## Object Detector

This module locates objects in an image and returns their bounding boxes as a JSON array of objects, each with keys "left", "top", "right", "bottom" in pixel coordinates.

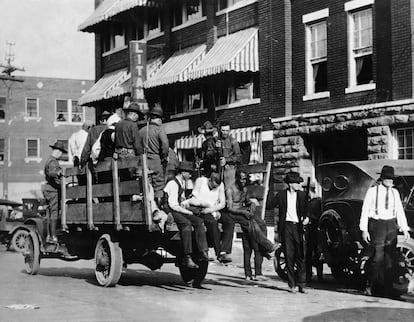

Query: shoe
[
  {"left": 199, "top": 251, "right": 210, "bottom": 262},
  {"left": 364, "top": 287, "right": 372, "bottom": 296},
  {"left": 182, "top": 255, "right": 199, "bottom": 269},
  {"left": 288, "top": 287, "right": 297, "bottom": 293},
  {"left": 218, "top": 254, "right": 232, "bottom": 264},
  {"left": 245, "top": 276, "right": 257, "bottom": 281},
  {"left": 255, "top": 275, "right": 269, "bottom": 281},
  {"left": 46, "top": 235, "right": 58, "bottom": 244},
  {"left": 298, "top": 286, "right": 307, "bottom": 294}
]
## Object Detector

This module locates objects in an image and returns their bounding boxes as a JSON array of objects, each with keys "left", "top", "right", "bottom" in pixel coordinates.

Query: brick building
[
  {"left": 268, "top": 0, "right": 414, "bottom": 190},
  {"left": 0, "top": 76, "right": 94, "bottom": 201}
]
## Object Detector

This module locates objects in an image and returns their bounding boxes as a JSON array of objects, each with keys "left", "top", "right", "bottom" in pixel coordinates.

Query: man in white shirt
[
  {"left": 69, "top": 121, "right": 93, "bottom": 166},
  {"left": 360, "top": 165, "right": 410, "bottom": 297}
]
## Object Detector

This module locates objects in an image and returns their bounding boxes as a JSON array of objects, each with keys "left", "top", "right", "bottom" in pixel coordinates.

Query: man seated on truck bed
[{"left": 163, "top": 161, "right": 209, "bottom": 269}]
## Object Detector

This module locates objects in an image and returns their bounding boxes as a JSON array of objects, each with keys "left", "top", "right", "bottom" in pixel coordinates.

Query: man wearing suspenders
[{"left": 360, "top": 165, "right": 410, "bottom": 298}]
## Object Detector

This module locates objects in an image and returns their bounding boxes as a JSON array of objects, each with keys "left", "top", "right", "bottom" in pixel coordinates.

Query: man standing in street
[
  {"left": 270, "top": 171, "right": 309, "bottom": 294},
  {"left": 42, "top": 141, "right": 66, "bottom": 244},
  {"left": 139, "top": 105, "right": 169, "bottom": 203},
  {"left": 216, "top": 121, "right": 241, "bottom": 188},
  {"left": 360, "top": 165, "right": 410, "bottom": 298},
  {"left": 114, "top": 102, "right": 144, "bottom": 159},
  {"left": 69, "top": 121, "right": 93, "bottom": 167}
]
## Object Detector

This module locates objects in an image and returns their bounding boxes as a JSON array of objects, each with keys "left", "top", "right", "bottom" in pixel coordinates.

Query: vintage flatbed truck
[{"left": 23, "top": 154, "right": 208, "bottom": 287}]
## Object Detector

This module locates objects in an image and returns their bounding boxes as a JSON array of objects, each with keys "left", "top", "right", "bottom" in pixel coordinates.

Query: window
[
  {"left": 26, "top": 139, "right": 39, "bottom": 159},
  {"left": 26, "top": 98, "right": 39, "bottom": 118},
  {"left": 185, "top": 0, "right": 202, "bottom": 22},
  {"left": 0, "top": 96, "right": 5, "bottom": 120},
  {"left": 57, "top": 139, "right": 69, "bottom": 162},
  {"left": 55, "top": 99, "right": 84, "bottom": 123},
  {"left": 396, "top": 128, "right": 414, "bottom": 160},
  {"left": 0, "top": 138, "right": 4, "bottom": 162},
  {"left": 148, "top": 7, "right": 162, "bottom": 35},
  {"left": 102, "top": 23, "right": 126, "bottom": 53},
  {"left": 218, "top": 0, "right": 245, "bottom": 10},
  {"left": 346, "top": 3, "right": 374, "bottom": 92},
  {"left": 187, "top": 91, "right": 202, "bottom": 111}
]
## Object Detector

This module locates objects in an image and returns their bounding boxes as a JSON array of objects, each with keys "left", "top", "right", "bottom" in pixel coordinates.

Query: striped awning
[
  {"left": 174, "top": 126, "right": 261, "bottom": 150},
  {"left": 189, "top": 27, "right": 258, "bottom": 80},
  {"left": 79, "top": 0, "right": 158, "bottom": 32},
  {"left": 144, "top": 44, "right": 206, "bottom": 88},
  {"left": 78, "top": 69, "right": 129, "bottom": 106}
]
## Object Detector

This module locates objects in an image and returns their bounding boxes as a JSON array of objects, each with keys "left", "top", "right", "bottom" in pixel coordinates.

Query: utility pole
[{"left": 0, "top": 42, "right": 24, "bottom": 200}]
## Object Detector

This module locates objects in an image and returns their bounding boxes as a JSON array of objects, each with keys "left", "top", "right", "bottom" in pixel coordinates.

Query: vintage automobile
[
  {"left": 23, "top": 154, "right": 208, "bottom": 287},
  {"left": 0, "top": 198, "right": 45, "bottom": 252},
  {"left": 274, "top": 159, "right": 414, "bottom": 291}
]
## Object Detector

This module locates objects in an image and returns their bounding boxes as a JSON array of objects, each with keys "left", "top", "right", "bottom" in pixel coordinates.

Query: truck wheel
[
  {"left": 94, "top": 234, "right": 123, "bottom": 287},
  {"left": 274, "top": 247, "right": 289, "bottom": 281},
  {"left": 397, "top": 236, "right": 414, "bottom": 279},
  {"left": 24, "top": 231, "right": 40, "bottom": 275},
  {"left": 179, "top": 258, "right": 208, "bottom": 287},
  {"left": 10, "top": 229, "right": 29, "bottom": 252}
]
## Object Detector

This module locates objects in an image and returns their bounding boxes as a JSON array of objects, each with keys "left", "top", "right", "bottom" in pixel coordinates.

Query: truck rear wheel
[
  {"left": 24, "top": 230, "right": 40, "bottom": 275},
  {"left": 94, "top": 234, "right": 123, "bottom": 287}
]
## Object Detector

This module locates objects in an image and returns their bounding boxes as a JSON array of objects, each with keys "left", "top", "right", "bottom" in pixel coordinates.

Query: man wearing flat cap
[
  {"left": 114, "top": 102, "right": 144, "bottom": 159},
  {"left": 42, "top": 141, "right": 66, "bottom": 244},
  {"left": 139, "top": 105, "right": 169, "bottom": 203},
  {"left": 270, "top": 171, "right": 309, "bottom": 293},
  {"left": 360, "top": 165, "right": 410, "bottom": 298}
]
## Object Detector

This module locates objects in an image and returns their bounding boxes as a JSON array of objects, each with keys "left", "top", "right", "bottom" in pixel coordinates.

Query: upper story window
[
  {"left": 345, "top": 0, "right": 375, "bottom": 92},
  {"left": 26, "top": 98, "right": 39, "bottom": 118},
  {"left": 213, "top": 73, "right": 259, "bottom": 107},
  {"left": 396, "top": 127, "right": 413, "bottom": 159},
  {"left": 172, "top": 0, "right": 204, "bottom": 27},
  {"left": 0, "top": 96, "right": 5, "bottom": 120},
  {"left": 102, "top": 23, "right": 126, "bottom": 53},
  {"left": 26, "top": 138, "right": 40, "bottom": 159},
  {"left": 218, "top": 0, "right": 245, "bottom": 10},
  {"left": 148, "top": 7, "right": 162, "bottom": 36},
  {"left": 0, "top": 138, "right": 4, "bottom": 162},
  {"left": 56, "top": 99, "right": 84, "bottom": 124}
]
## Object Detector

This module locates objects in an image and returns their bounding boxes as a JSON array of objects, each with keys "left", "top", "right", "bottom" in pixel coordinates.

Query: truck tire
[
  {"left": 24, "top": 230, "right": 41, "bottom": 275},
  {"left": 94, "top": 234, "right": 123, "bottom": 287}
]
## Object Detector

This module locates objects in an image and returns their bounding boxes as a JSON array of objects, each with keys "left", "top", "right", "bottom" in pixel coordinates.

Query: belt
[
  {"left": 115, "top": 147, "right": 134, "bottom": 153},
  {"left": 285, "top": 221, "right": 298, "bottom": 225},
  {"left": 369, "top": 217, "right": 396, "bottom": 223}
]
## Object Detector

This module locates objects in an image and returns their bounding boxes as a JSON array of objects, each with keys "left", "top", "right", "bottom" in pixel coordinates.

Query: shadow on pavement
[
  {"left": 303, "top": 307, "right": 414, "bottom": 322},
  {"left": 21, "top": 267, "right": 96, "bottom": 284}
]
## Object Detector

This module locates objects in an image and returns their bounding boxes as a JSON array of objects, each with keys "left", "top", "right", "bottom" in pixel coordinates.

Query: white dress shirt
[
  {"left": 69, "top": 129, "right": 88, "bottom": 159},
  {"left": 359, "top": 184, "right": 409, "bottom": 232},
  {"left": 286, "top": 189, "right": 299, "bottom": 223}
]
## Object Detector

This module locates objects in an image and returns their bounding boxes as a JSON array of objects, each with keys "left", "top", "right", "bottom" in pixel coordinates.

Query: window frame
[
  {"left": 0, "top": 138, "right": 4, "bottom": 164},
  {"left": 303, "top": 9, "right": 330, "bottom": 101},
  {"left": 54, "top": 99, "right": 85, "bottom": 125},
  {"left": 393, "top": 127, "right": 414, "bottom": 160},
  {"left": 25, "top": 138, "right": 41, "bottom": 163},
  {"left": 0, "top": 96, "right": 6, "bottom": 121},
  {"left": 345, "top": 1, "right": 375, "bottom": 93},
  {"left": 25, "top": 97, "right": 40, "bottom": 119}
]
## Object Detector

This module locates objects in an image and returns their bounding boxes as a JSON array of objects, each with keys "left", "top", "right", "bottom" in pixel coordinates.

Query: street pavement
[{"left": 0, "top": 240, "right": 413, "bottom": 322}]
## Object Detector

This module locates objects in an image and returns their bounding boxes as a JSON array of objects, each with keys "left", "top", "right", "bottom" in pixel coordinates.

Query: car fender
[{"left": 23, "top": 217, "right": 46, "bottom": 237}]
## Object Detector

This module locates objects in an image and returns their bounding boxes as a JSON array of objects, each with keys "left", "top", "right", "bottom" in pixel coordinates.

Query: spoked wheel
[
  {"left": 274, "top": 247, "right": 289, "bottom": 281},
  {"left": 397, "top": 236, "right": 414, "bottom": 279},
  {"left": 179, "top": 257, "right": 208, "bottom": 287},
  {"left": 24, "top": 230, "right": 41, "bottom": 275},
  {"left": 94, "top": 234, "right": 123, "bottom": 287},
  {"left": 10, "top": 229, "right": 29, "bottom": 252}
]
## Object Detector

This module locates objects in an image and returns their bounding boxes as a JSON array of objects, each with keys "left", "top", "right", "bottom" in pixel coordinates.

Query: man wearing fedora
[
  {"left": 270, "top": 171, "right": 309, "bottom": 293},
  {"left": 139, "top": 105, "right": 169, "bottom": 203},
  {"left": 164, "top": 161, "right": 209, "bottom": 270},
  {"left": 42, "top": 141, "right": 66, "bottom": 244},
  {"left": 360, "top": 165, "right": 410, "bottom": 297},
  {"left": 198, "top": 121, "right": 219, "bottom": 177},
  {"left": 114, "top": 102, "right": 144, "bottom": 159}
]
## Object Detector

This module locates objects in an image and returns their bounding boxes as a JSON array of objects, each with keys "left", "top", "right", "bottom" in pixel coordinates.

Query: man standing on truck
[
  {"left": 42, "top": 141, "right": 66, "bottom": 244},
  {"left": 360, "top": 165, "right": 410, "bottom": 298}
]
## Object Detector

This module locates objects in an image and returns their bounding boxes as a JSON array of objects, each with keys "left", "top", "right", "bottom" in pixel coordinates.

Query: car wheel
[{"left": 10, "top": 229, "right": 29, "bottom": 252}]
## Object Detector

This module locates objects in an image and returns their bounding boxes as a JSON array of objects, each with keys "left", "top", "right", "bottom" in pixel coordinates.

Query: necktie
[{"left": 385, "top": 188, "right": 389, "bottom": 210}]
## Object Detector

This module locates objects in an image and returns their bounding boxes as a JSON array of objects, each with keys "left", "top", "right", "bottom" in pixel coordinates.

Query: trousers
[
  {"left": 283, "top": 221, "right": 306, "bottom": 288},
  {"left": 202, "top": 212, "right": 235, "bottom": 256}
]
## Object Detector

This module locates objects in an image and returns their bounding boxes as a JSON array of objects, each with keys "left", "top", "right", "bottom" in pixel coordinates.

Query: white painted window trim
[
  {"left": 172, "top": 17, "right": 206, "bottom": 32},
  {"left": 302, "top": 8, "right": 329, "bottom": 24},
  {"left": 392, "top": 126, "right": 414, "bottom": 160},
  {"left": 54, "top": 99, "right": 85, "bottom": 126},
  {"left": 102, "top": 45, "right": 128, "bottom": 57},
  {"left": 25, "top": 97, "right": 40, "bottom": 119},
  {"left": 170, "top": 108, "right": 207, "bottom": 120},
  {"left": 216, "top": 98, "right": 260, "bottom": 111},
  {"left": 146, "top": 31, "right": 165, "bottom": 41},
  {"left": 303, "top": 91, "right": 330, "bottom": 101},
  {"left": 216, "top": 0, "right": 258, "bottom": 15},
  {"left": 346, "top": 6, "right": 375, "bottom": 90},
  {"left": 345, "top": 0, "right": 375, "bottom": 12},
  {"left": 25, "top": 138, "right": 41, "bottom": 163}
]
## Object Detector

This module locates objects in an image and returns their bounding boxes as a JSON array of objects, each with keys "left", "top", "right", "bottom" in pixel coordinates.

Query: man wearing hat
[
  {"left": 360, "top": 165, "right": 410, "bottom": 297},
  {"left": 164, "top": 161, "right": 209, "bottom": 271},
  {"left": 42, "top": 141, "right": 66, "bottom": 244},
  {"left": 80, "top": 110, "right": 111, "bottom": 167},
  {"left": 270, "top": 171, "right": 309, "bottom": 293},
  {"left": 139, "top": 105, "right": 169, "bottom": 203},
  {"left": 199, "top": 121, "right": 219, "bottom": 177},
  {"left": 114, "top": 102, "right": 144, "bottom": 159}
]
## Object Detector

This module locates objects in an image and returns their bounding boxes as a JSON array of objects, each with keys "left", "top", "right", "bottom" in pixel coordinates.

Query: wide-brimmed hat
[
  {"left": 148, "top": 105, "right": 163, "bottom": 118},
  {"left": 49, "top": 141, "right": 67, "bottom": 153},
  {"left": 123, "top": 102, "right": 143, "bottom": 114},
  {"left": 284, "top": 171, "right": 304, "bottom": 184},
  {"left": 177, "top": 161, "right": 194, "bottom": 172},
  {"left": 107, "top": 113, "right": 121, "bottom": 127},
  {"left": 198, "top": 121, "right": 216, "bottom": 134},
  {"left": 99, "top": 110, "right": 111, "bottom": 120},
  {"left": 378, "top": 165, "right": 396, "bottom": 180}
]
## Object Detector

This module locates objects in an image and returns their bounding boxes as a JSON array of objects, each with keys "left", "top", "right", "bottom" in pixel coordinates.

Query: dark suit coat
[{"left": 271, "top": 189, "right": 308, "bottom": 236}]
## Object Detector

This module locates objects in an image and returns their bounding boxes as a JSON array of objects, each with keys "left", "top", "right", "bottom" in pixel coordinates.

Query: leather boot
[
  {"left": 182, "top": 255, "right": 199, "bottom": 269},
  {"left": 199, "top": 250, "right": 210, "bottom": 262}
]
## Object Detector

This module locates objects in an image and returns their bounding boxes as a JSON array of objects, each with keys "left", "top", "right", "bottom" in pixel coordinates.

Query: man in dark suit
[{"left": 271, "top": 171, "right": 309, "bottom": 294}]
